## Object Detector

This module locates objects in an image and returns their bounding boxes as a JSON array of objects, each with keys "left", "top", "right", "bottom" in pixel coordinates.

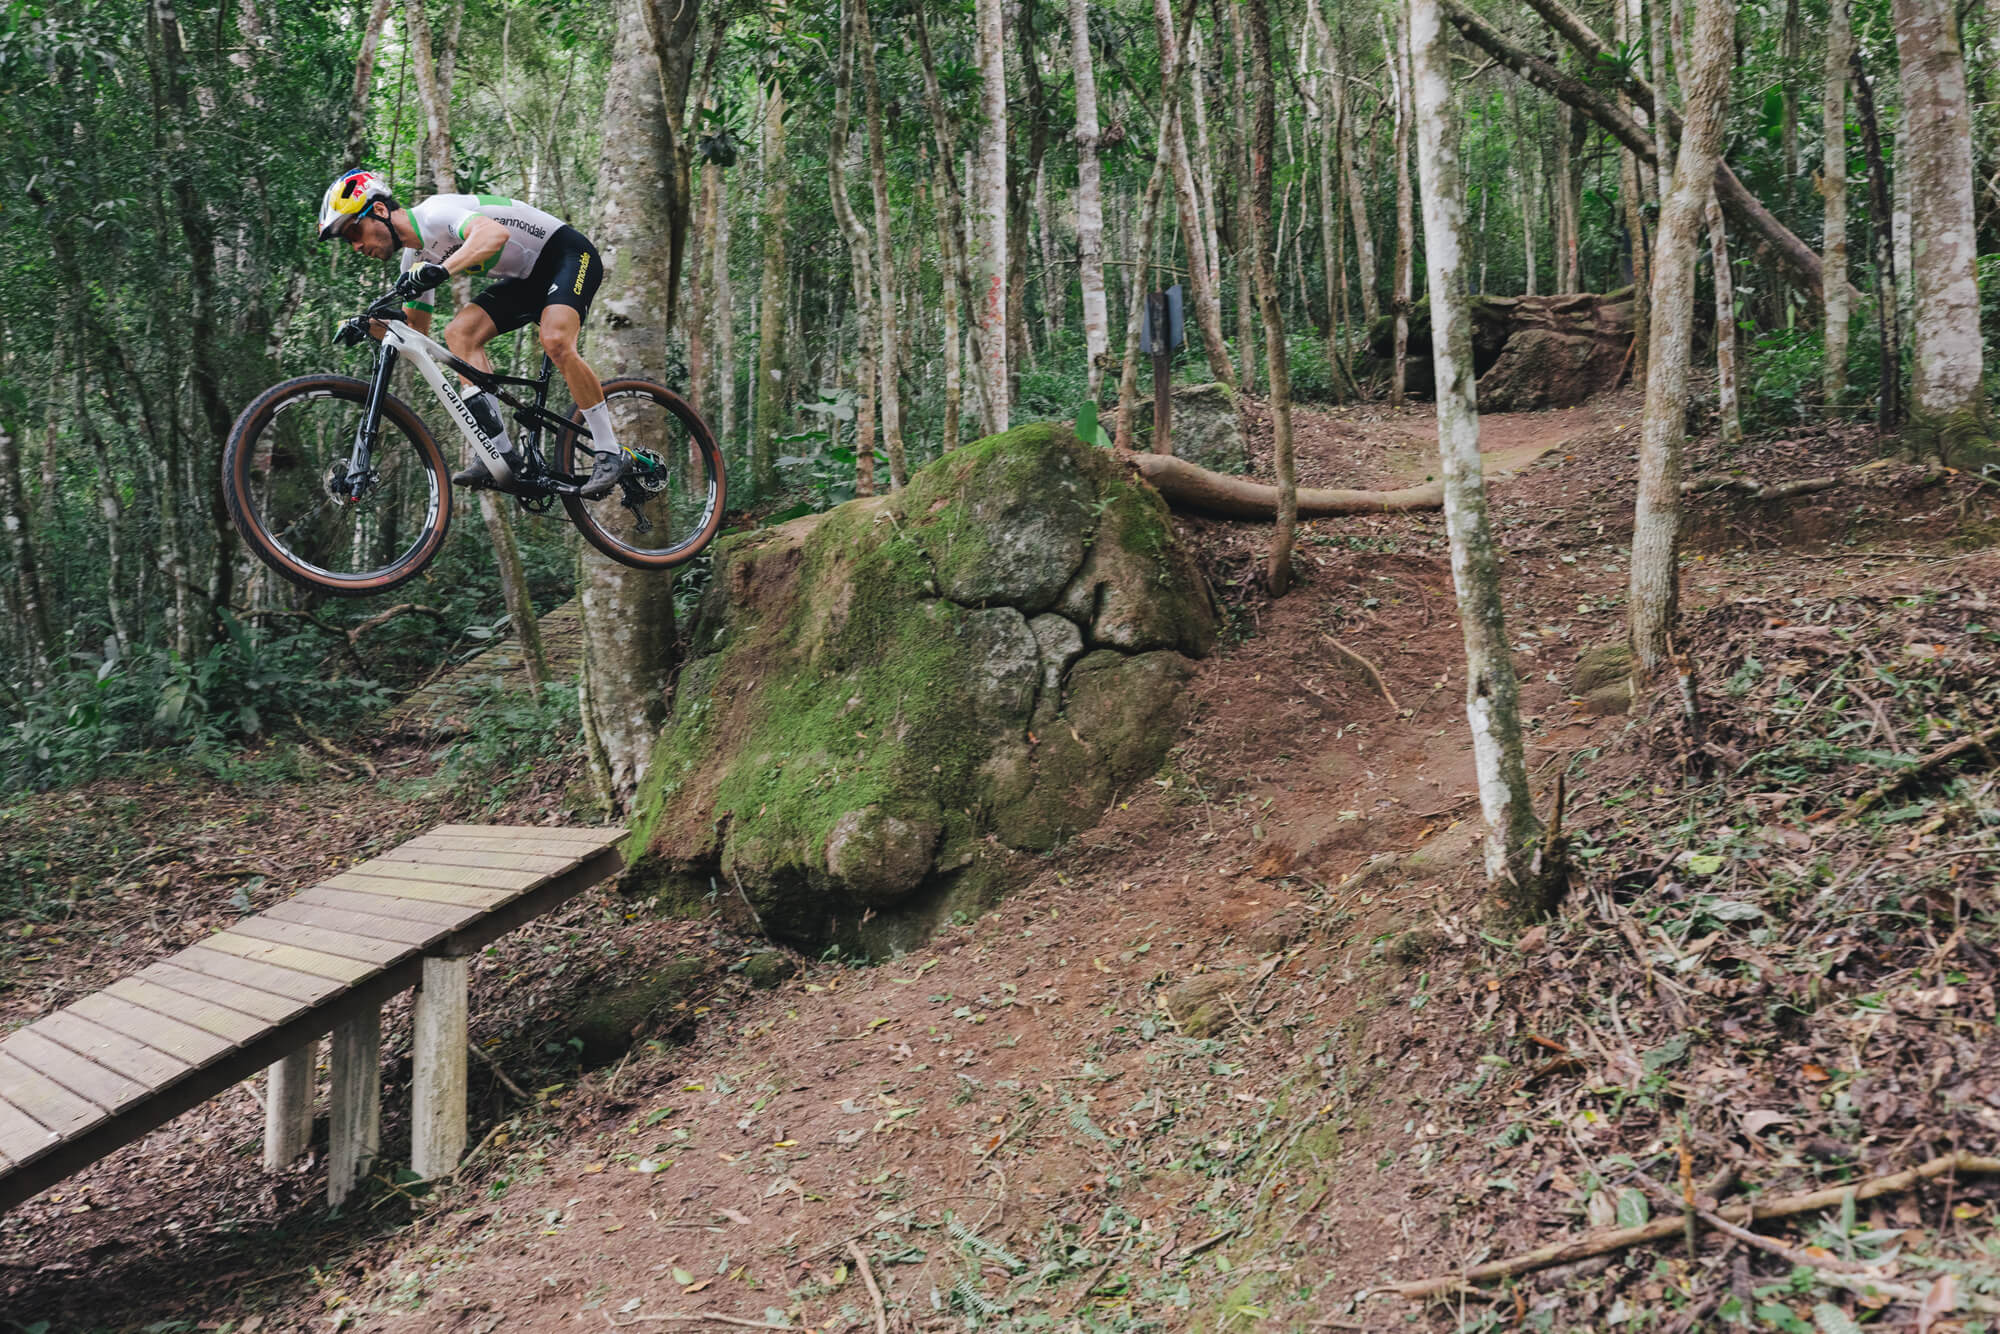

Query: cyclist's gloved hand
[
  {"left": 335, "top": 321, "right": 367, "bottom": 348},
  {"left": 395, "top": 262, "right": 450, "bottom": 301}
]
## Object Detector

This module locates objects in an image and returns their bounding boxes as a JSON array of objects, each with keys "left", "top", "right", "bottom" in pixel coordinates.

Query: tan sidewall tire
[
  {"left": 223, "top": 375, "right": 453, "bottom": 597},
  {"left": 558, "top": 379, "right": 726, "bottom": 570}
]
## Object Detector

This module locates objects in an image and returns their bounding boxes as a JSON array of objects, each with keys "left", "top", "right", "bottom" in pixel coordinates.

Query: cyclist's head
[{"left": 317, "top": 169, "right": 399, "bottom": 242}]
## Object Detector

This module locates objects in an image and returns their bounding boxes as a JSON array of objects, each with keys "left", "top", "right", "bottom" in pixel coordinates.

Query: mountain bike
[{"left": 223, "top": 289, "right": 725, "bottom": 597}]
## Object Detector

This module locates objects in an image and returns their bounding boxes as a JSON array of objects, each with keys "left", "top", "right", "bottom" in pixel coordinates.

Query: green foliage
[
  {"left": 1, "top": 623, "right": 390, "bottom": 793},
  {"left": 434, "top": 682, "right": 582, "bottom": 801}
]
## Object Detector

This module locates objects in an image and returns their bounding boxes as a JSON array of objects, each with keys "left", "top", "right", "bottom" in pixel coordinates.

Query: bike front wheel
[
  {"left": 557, "top": 380, "right": 726, "bottom": 570},
  {"left": 224, "top": 374, "right": 452, "bottom": 597}
]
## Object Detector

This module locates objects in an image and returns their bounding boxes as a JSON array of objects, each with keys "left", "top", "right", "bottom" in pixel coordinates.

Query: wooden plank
[
  {"left": 1, "top": 1029, "right": 149, "bottom": 1113},
  {"left": 0, "top": 1052, "right": 107, "bottom": 1138},
  {"left": 199, "top": 931, "right": 377, "bottom": 985},
  {"left": 398, "top": 831, "right": 614, "bottom": 853},
  {"left": 107, "top": 978, "right": 266, "bottom": 1046},
  {"left": 0, "top": 1094, "right": 60, "bottom": 1167},
  {"left": 141, "top": 959, "right": 318, "bottom": 1022},
  {"left": 67, "top": 994, "right": 234, "bottom": 1068},
  {"left": 228, "top": 916, "right": 413, "bottom": 967},
  {"left": 262, "top": 898, "right": 451, "bottom": 949},
  {"left": 327, "top": 863, "right": 530, "bottom": 895},
  {"left": 290, "top": 885, "right": 484, "bottom": 932},
  {"left": 370, "top": 846, "right": 578, "bottom": 873},
  {"left": 427, "top": 824, "right": 625, "bottom": 844},
  {"left": 26, "top": 1011, "right": 190, "bottom": 1092},
  {"left": 164, "top": 945, "right": 343, "bottom": 1006}
]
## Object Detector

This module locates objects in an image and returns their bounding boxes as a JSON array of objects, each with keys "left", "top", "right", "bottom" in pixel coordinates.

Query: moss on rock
[{"left": 623, "top": 423, "right": 1217, "bottom": 955}]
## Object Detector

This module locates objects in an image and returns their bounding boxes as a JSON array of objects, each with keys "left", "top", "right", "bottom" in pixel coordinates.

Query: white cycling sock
[{"left": 581, "top": 400, "right": 622, "bottom": 459}]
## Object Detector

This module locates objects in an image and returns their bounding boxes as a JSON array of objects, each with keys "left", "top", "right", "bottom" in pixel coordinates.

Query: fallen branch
[
  {"left": 1368, "top": 1150, "right": 2000, "bottom": 1300},
  {"left": 1129, "top": 452, "right": 1442, "bottom": 519},
  {"left": 1324, "top": 636, "right": 1400, "bottom": 711},
  {"left": 846, "top": 1241, "right": 889, "bottom": 1334},
  {"left": 1845, "top": 720, "right": 2000, "bottom": 818},
  {"left": 289, "top": 711, "right": 379, "bottom": 780},
  {"left": 1680, "top": 474, "right": 1841, "bottom": 501}
]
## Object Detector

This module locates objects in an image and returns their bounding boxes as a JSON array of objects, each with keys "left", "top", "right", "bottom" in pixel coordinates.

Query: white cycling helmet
[{"left": 317, "top": 169, "right": 393, "bottom": 241}]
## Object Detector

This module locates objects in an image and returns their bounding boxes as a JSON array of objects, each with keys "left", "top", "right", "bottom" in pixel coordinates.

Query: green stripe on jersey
[{"left": 475, "top": 194, "right": 513, "bottom": 207}]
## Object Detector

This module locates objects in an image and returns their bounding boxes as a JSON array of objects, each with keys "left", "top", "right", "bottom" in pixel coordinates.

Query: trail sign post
[{"left": 1140, "top": 284, "right": 1185, "bottom": 455}]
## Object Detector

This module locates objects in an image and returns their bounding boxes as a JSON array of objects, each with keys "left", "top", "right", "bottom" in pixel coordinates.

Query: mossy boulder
[
  {"left": 568, "top": 956, "right": 711, "bottom": 1064},
  {"left": 623, "top": 423, "right": 1217, "bottom": 956},
  {"left": 1136, "top": 382, "right": 1248, "bottom": 474}
]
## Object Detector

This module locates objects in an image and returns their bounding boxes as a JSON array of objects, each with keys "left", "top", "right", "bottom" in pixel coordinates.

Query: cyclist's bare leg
[
  {"left": 443, "top": 305, "right": 500, "bottom": 382},
  {"left": 539, "top": 306, "right": 604, "bottom": 410}
]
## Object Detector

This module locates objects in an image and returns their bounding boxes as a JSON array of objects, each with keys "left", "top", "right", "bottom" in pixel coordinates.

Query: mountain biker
[{"left": 315, "top": 168, "right": 632, "bottom": 499}]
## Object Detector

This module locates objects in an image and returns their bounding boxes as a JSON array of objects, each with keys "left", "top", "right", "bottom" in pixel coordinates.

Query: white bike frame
[{"left": 375, "top": 320, "right": 521, "bottom": 485}]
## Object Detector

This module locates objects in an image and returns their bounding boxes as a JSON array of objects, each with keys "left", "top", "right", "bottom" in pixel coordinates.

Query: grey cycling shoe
[
  {"left": 578, "top": 449, "right": 629, "bottom": 499},
  {"left": 452, "top": 450, "right": 523, "bottom": 490}
]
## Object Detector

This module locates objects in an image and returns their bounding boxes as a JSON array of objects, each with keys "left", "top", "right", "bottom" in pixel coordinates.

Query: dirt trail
[{"left": 9, "top": 393, "right": 1990, "bottom": 1333}]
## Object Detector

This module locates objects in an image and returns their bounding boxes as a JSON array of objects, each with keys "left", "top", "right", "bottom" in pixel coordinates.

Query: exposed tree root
[
  {"left": 1845, "top": 719, "right": 2000, "bottom": 818},
  {"left": 1368, "top": 1150, "right": 2000, "bottom": 1301},
  {"left": 1130, "top": 453, "right": 1442, "bottom": 519}
]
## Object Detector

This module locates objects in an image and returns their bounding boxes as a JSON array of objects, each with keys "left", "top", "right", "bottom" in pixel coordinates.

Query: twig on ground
[
  {"left": 1845, "top": 720, "right": 2000, "bottom": 818},
  {"left": 1322, "top": 636, "right": 1400, "bottom": 711},
  {"left": 610, "top": 1313, "right": 799, "bottom": 1330},
  {"left": 1366, "top": 1151, "right": 2000, "bottom": 1300},
  {"left": 290, "top": 712, "right": 380, "bottom": 780},
  {"left": 847, "top": 1241, "right": 889, "bottom": 1334},
  {"left": 729, "top": 867, "right": 767, "bottom": 937},
  {"left": 468, "top": 1040, "right": 530, "bottom": 1102}
]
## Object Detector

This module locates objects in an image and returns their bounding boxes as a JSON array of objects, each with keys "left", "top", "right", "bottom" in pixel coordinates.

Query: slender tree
[
  {"left": 972, "top": 0, "right": 1009, "bottom": 434},
  {"left": 828, "top": 0, "right": 880, "bottom": 497},
  {"left": 1247, "top": 0, "right": 1299, "bottom": 595},
  {"left": 1388, "top": 12, "right": 1414, "bottom": 408},
  {"left": 1824, "top": 0, "right": 1851, "bottom": 408},
  {"left": 1891, "top": 0, "right": 1989, "bottom": 459},
  {"left": 1629, "top": 0, "right": 1734, "bottom": 673},
  {"left": 1409, "top": 0, "right": 1560, "bottom": 922},
  {"left": 1069, "top": 0, "right": 1110, "bottom": 397},
  {"left": 752, "top": 64, "right": 788, "bottom": 498}
]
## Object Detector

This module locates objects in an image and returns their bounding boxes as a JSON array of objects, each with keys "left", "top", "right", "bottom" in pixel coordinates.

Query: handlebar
[{"left": 336, "top": 289, "right": 413, "bottom": 348}]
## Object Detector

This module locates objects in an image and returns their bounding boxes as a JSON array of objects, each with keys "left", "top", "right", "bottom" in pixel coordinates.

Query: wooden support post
[
  {"left": 410, "top": 955, "right": 469, "bottom": 1179},
  {"left": 327, "top": 1007, "right": 382, "bottom": 1205},
  {"left": 262, "top": 1045, "right": 315, "bottom": 1170}
]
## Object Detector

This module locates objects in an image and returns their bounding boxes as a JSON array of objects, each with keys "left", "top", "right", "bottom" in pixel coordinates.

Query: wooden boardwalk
[{"left": 0, "top": 824, "right": 625, "bottom": 1214}]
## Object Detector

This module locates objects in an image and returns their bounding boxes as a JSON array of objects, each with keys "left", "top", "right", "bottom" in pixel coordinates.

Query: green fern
[
  {"left": 1068, "top": 1105, "right": 1116, "bottom": 1147},
  {"left": 949, "top": 1218, "right": 1026, "bottom": 1273}
]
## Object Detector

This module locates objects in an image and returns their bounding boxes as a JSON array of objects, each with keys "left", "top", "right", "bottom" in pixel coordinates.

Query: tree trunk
[
  {"left": 1308, "top": 0, "right": 1353, "bottom": 400},
  {"left": 1707, "top": 189, "right": 1742, "bottom": 445},
  {"left": 1342, "top": 70, "right": 1383, "bottom": 323},
  {"left": 1410, "top": 0, "right": 1557, "bottom": 922},
  {"left": 405, "top": 0, "right": 547, "bottom": 691},
  {"left": 582, "top": 0, "right": 684, "bottom": 802},
  {"left": 1389, "top": 13, "right": 1414, "bottom": 409},
  {"left": 913, "top": 9, "right": 987, "bottom": 430},
  {"left": 1850, "top": 48, "right": 1902, "bottom": 430},
  {"left": 345, "top": 0, "right": 395, "bottom": 167},
  {"left": 937, "top": 174, "right": 964, "bottom": 452},
  {"left": 1153, "top": 0, "right": 1235, "bottom": 387},
  {"left": 1069, "top": 0, "right": 1111, "bottom": 398},
  {"left": 852, "top": 3, "right": 904, "bottom": 487},
  {"left": 1554, "top": 101, "right": 1581, "bottom": 291},
  {"left": 1506, "top": 80, "right": 1539, "bottom": 296},
  {"left": 1247, "top": 0, "right": 1299, "bottom": 596},
  {"left": 830, "top": 0, "right": 880, "bottom": 497},
  {"left": 973, "top": 0, "right": 1010, "bottom": 435},
  {"left": 1824, "top": 0, "right": 1851, "bottom": 407},
  {"left": 1226, "top": 0, "right": 1262, "bottom": 392},
  {"left": 752, "top": 74, "right": 788, "bottom": 498},
  {"left": 0, "top": 409, "right": 55, "bottom": 686},
  {"left": 1891, "top": 0, "right": 1990, "bottom": 458},
  {"left": 711, "top": 166, "right": 736, "bottom": 452},
  {"left": 1629, "top": 0, "right": 1733, "bottom": 674},
  {"left": 1113, "top": 0, "right": 1204, "bottom": 452}
]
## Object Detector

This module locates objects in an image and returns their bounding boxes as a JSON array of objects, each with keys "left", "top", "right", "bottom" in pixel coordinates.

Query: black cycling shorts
[{"left": 471, "top": 224, "right": 603, "bottom": 335}]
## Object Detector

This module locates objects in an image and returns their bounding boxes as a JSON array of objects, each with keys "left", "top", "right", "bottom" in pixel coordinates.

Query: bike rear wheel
[
  {"left": 557, "top": 380, "right": 726, "bottom": 570},
  {"left": 224, "top": 375, "right": 452, "bottom": 597}
]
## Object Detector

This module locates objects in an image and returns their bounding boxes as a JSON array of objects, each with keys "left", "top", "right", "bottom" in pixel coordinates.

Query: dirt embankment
[{"left": 5, "top": 392, "right": 1997, "bottom": 1333}]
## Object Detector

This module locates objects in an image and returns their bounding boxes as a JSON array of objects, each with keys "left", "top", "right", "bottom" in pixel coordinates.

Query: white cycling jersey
[{"left": 397, "top": 194, "right": 571, "bottom": 309}]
